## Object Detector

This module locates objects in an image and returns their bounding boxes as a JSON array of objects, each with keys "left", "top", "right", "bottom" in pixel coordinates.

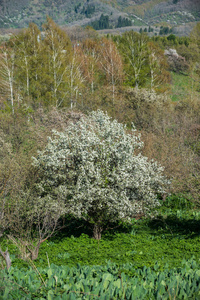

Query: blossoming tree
[{"left": 32, "top": 110, "right": 168, "bottom": 239}]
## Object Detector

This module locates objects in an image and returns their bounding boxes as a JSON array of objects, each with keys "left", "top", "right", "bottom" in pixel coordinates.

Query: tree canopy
[{"left": 32, "top": 110, "right": 168, "bottom": 239}]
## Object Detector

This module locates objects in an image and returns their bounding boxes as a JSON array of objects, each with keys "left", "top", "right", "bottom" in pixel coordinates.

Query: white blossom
[{"left": 32, "top": 110, "right": 169, "bottom": 233}]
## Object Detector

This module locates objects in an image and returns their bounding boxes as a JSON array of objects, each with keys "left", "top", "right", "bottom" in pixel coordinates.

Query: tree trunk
[
  {"left": 27, "top": 242, "right": 41, "bottom": 260},
  {"left": 93, "top": 224, "right": 102, "bottom": 240},
  {"left": 0, "top": 247, "right": 11, "bottom": 269}
]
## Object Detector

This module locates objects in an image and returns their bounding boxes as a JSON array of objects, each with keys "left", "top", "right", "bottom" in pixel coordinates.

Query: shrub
[{"left": 32, "top": 110, "right": 168, "bottom": 239}]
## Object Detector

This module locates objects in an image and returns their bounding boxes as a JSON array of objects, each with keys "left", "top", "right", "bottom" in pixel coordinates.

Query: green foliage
[
  {"left": 1, "top": 257, "right": 200, "bottom": 299},
  {"left": 148, "top": 26, "right": 153, "bottom": 32},
  {"left": 38, "top": 216, "right": 200, "bottom": 270},
  {"left": 167, "top": 34, "right": 176, "bottom": 42},
  {"left": 115, "top": 31, "right": 170, "bottom": 91},
  {"left": 0, "top": 0, "right": 199, "bottom": 30},
  {"left": 115, "top": 31, "right": 149, "bottom": 88},
  {"left": 2, "top": 198, "right": 200, "bottom": 271},
  {"left": 116, "top": 16, "right": 132, "bottom": 28},
  {"left": 74, "top": 3, "right": 81, "bottom": 13},
  {"left": 159, "top": 26, "right": 172, "bottom": 35},
  {"left": 162, "top": 194, "right": 195, "bottom": 210},
  {"left": 90, "top": 14, "right": 110, "bottom": 30},
  {"left": 170, "top": 71, "right": 199, "bottom": 101},
  {"left": 81, "top": 4, "right": 95, "bottom": 17},
  {"left": 0, "top": 20, "right": 200, "bottom": 298},
  {"left": 152, "top": 35, "right": 190, "bottom": 49}
]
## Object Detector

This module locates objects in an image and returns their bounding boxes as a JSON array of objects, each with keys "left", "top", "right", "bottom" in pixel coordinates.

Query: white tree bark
[{"left": 0, "top": 51, "right": 15, "bottom": 114}]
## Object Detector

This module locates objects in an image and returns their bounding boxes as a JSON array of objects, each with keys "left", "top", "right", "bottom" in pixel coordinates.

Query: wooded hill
[{"left": 0, "top": 0, "right": 199, "bottom": 34}]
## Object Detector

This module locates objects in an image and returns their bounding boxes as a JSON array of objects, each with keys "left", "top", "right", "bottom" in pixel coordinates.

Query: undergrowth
[{"left": 1, "top": 194, "right": 200, "bottom": 272}]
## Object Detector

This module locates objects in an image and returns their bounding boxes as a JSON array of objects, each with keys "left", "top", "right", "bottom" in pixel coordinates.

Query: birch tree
[
  {"left": 0, "top": 47, "right": 15, "bottom": 114},
  {"left": 8, "top": 23, "right": 41, "bottom": 101},
  {"left": 43, "top": 17, "right": 72, "bottom": 107},
  {"left": 147, "top": 42, "right": 170, "bottom": 92},
  {"left": 99, "top": 38, "right": 124, "bottom": 104},
  {"left": 118, "top": 31, "right": 148, "bottom": 88},
  {"left": 81, "top": 38, "right": 100, "bottom": 94},
  {"left": 65, "top": 45, "right": 85, "bottom": 109}
]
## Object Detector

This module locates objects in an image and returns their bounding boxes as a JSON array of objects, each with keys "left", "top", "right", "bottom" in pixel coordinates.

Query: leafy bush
[{"left": 163, "top": 194, "right": 195, "bottom": 210}]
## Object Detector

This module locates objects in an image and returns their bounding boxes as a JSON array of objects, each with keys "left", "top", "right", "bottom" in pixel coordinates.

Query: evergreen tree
[
  {"left": 91, "top": 14, "right": 110, "bottom": 30},
  {"left": 116, "top": 16, "right": 132, "bottom": 28}
]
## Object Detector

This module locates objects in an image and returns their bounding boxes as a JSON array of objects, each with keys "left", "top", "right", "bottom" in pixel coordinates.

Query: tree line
[{"left": 0, "top": 17, "right": 171, "bottom": 113}]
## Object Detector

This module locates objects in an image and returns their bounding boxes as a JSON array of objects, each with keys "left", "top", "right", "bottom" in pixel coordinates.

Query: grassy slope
[{"left": 170, "top": 72, "right": 199, "bottom": 102}]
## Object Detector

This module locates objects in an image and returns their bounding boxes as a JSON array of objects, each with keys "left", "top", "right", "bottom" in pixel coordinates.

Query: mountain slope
[
  {"left": 0, "top": 0, "right": 199, "bottom": 29},
  {"left": 0, "top": 0, "right": 122, "bottom": 28},
  {"left": 101, "top": 0, "right": 200, "bottom": 25}
]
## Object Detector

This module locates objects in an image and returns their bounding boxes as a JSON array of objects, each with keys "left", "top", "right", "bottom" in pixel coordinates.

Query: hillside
[
  {"left": 101, "top": 0, "right": 200, "bottom": 25},
  {"left": 0, "top": 0, "right": 199, "bottom": 32},
  {"left": 0, "top": 0, "right": 122, "bottom": 29}
]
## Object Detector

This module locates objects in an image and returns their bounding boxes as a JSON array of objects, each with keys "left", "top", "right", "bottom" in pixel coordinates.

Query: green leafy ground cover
[
  {"left": 34, "top": 210, "right": 200, "bottom": 270},
  {"left": 0, "top": 198, "right": 200, "bottom": 272},
  {"left": 1, "top": 257, "right": 200, "bottom": 299},
  {"left": 1, "top": 196, "right": 200, "bottom": 298}
]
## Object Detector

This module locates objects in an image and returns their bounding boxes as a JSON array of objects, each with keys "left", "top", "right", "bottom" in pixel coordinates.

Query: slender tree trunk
[
  {"left": 70, "top": 62, "right": 74, "bottom": 109},
  {"left": 24, "top": 56, "right": 29, "bottom": 96},
  {"left": 112, "top": 77, "right": 115, "bottom": 105},
  {"left": 91, "top": 63, "right": 94, "bottom": 94},
  {"left": 2, "top": 52, "right": 15, "bottom": 114},
  {"left": 93, "top": 224, "right": 102, "bottom": 240}
]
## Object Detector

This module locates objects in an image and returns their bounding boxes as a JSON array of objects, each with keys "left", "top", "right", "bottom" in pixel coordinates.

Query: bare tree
[
  {"left": 99, "top": 38, "right": 124, "bottom": 104},
  {"left": 7, "top": 190, "right": 65, "bottom": 260},
  {"left": 66, "top": 45, "right": 85, "bottom": 109},
  {"left": 81, "top": 38, "right": 100, "bottom": 94}
]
